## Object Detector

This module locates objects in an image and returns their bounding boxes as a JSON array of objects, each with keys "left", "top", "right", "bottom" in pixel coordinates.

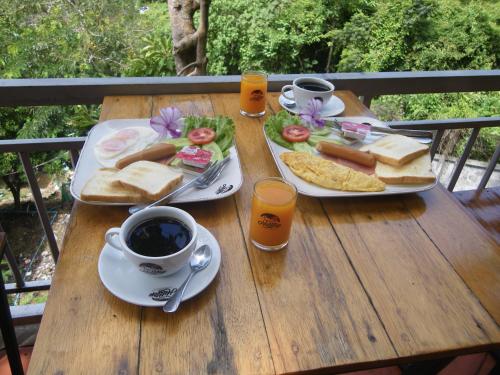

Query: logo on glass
[
  {"left": 250, "top": 89, "right": 264, "bottom": 101},
  {"left": 258, "top": 213, "right": 281, "bottom": 229}
]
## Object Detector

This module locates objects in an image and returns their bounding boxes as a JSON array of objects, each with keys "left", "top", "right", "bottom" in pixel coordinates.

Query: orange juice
[
  {"left": 249, "top": 178, "right": 297, "bottom": 251},
  {"left": 240, "top": 71, "right": 267, "bottom": 117}
]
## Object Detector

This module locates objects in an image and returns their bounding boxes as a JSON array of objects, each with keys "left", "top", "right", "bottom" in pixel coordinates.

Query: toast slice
[
  {"left": 81, "top": 168, "right": 143, "bottom": 203},
  {"left": 112, "top": 161, "right": 183, "bottom": 201},
  {"left": 360, "top": 134, "right": 429, "bottom": 166},
  {"left": 375, "top": 153, "right": 436, "bottom": 184}
]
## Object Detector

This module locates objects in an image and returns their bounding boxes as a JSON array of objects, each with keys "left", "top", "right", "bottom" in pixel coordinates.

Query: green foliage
[
  {"left": 335, "top": 0, "right": 499, "bottom": 72},
  {"left": 207, "top": 0, "right": 374, "bottom": 74},
  {"left": 125, "top": 3, "right": 176, "bottom": 76}
]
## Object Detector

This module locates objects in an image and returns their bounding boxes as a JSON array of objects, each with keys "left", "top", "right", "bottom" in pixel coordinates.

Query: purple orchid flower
[
  {"left": 299, "top": 99, "right": 325, "bottom": 128},
  {"left": 150, "top": 107, "right": 183, "bottom": 138}
]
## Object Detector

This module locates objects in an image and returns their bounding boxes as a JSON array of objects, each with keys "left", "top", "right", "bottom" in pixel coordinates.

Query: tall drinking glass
[
  {"left": 240, "top": 71, "right": 267, "bottom": 117},
  {"left": 249, "top": 177, "right": 297, "bottom": 251}
]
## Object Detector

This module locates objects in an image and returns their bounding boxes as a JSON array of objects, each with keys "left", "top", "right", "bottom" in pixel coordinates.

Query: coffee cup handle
[
  {"left": 281, "top": 85, "right": 294, "bottom": 100},
  {"left": 105, "top": 228, "right": 122, "bottom": 251}
]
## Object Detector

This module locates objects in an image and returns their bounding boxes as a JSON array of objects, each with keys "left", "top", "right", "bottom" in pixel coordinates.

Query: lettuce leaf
[
  {"left": 292, "top": 142, "right": 316, "bottom": 153},
  {"left": 264, "top": 111, "right": 302, "bottom": 150},
  {"left": 182, "top": 115, "right": 235, "bottom": 157}
]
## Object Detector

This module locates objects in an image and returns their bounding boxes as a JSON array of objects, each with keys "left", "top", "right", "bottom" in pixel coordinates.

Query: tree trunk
[
  {"left": 167, "top": 0, "right": 210, "bottom": 76},
  {"left": 2, "top": 175, "right": 22, "bottom": 209}
]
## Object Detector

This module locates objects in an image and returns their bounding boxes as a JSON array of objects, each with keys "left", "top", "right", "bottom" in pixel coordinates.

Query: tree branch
[
  {"left": 173, "top": 31, "right": 199, "bottom": 53},
  {"left": 177, "top": 61, "right": 199, "bottom": 76}
]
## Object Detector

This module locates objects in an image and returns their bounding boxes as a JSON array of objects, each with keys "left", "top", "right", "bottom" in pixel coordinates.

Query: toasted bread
[
  {"left": 360, "top": 134, "right": 429, "bottom": 166},
  {"left": 375, "top": 153, "right": 436, "bottom": 184},
  {"left": 81, "top": 168, "right": 143, "bottom": 203},
  {"left": 112, "top": 161, "right": 183, "bottom": 201}
]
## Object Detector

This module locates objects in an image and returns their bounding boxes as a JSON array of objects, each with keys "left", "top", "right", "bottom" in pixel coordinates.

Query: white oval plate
[
  {"left": 98, "top": 224, "right": 221, "bottom": 307},
  {"left": 70, "top": 118, "right": 243, "bottom": 205},
  {"left": 263, "top": 116, "right": 437, "bottom": 198}
]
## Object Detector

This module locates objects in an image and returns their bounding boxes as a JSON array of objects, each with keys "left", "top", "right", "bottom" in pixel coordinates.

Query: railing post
[
  {"left": 0, "top": 224, "right": 24, "bottom": 287},
  {"left": 477, "top": 145, "right": 500, "bottom": 192},
  {"left": 361, "top": 95, "right": 373, "bottom": 108},
  {"left": 0, "top": 233, "right": 25, "bottom": 375},
  {"left": 3, "top": 245, "right": 25, "bottom": 288},
  {"left": 18, "top": 152, "right": 59, "bottom": 262},
  {"left": 430, "top": 129, "right": 444, "bottom": 161},
  {"left": 69, "top": 149, "right": 80, "bottom": 169},
  {"left": 447, "top": 128, "right": 480, "bottom": 192}
]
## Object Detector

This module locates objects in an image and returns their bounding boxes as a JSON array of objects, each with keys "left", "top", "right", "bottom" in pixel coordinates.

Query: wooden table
[{"left": 28, "top": 92, "right": 500, "bottom": 374}]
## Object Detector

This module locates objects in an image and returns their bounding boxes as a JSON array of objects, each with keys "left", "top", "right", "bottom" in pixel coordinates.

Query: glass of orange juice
[
  {"left": 249, "top": 177, "right": 297, "bottom": 251},
  {"left": 240, "top": 71, "right": 267, "bottom": 117}
]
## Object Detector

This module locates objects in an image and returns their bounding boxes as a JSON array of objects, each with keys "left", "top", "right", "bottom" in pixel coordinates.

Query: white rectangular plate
[
  {"left": 71, "top": 119, "right": 243, "bottom": 205},
  {"left": 264, "top": 117, "right": 437, "bottom": 197}
]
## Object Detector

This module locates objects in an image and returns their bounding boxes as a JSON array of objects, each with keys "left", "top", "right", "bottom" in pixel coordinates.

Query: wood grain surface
[
  {"left": 28, "top": 96, "right": 153, "bottom": 375},
  {"left": 407, "top": 186, "right": 500, "bottom": 324},
  {"left": 454, "top": 187, "right": 500, "bottom": 244},
  {"left": 214, "top": 92, "right": 396, "bottom": 374},
  {"left": 28, "top": 91, "right": 500, "bottom": 375},
  {"left": 139, "top": 94, "right": 274, "bottom": 374}
]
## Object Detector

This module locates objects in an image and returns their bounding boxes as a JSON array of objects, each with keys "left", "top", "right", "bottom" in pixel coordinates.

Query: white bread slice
[
  {"left": 81, "top": 168, "right": 143, "bottom": 203},
  {"left": 375, "top": 153, "right": 436, "bottom": 184},
  {"left": 360, "top": 134, "right": 429, "bottom": 166},
  {"left": 112, "top": 161, "right": 183, "bottom": 201}
]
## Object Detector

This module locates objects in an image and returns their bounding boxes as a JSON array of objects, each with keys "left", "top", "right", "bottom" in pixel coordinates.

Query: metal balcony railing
[{"left": 0, "top": 70, "right": 499, "bottom": 322}]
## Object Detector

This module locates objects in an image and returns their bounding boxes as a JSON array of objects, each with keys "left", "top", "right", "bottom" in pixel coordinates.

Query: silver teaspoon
[{"left": 163, "top": 244, "right": 212, "bottom": 313}]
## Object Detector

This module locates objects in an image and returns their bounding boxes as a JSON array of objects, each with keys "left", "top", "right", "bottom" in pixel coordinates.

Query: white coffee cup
[
  {"left": 281, "top": 77, "right": 335, "bottom": 108},
  {"left": 105, "top": 207, "right": 198, "bottom": 276}
]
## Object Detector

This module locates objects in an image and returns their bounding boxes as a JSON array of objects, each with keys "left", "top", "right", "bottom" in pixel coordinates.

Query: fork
[{"left": 128, "top": 157, "right": 230, "bottom": 215}]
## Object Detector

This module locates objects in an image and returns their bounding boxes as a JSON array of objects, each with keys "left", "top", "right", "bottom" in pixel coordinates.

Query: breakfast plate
[
  {"left": 263, "top": 115, "right": 437, "bottom": 198},
  {"left": 279, "top": 93, "right": 345, "bottom": 117},
  {"left": 98, "top": 224, "right": 221, "bottom": 307},
  {"left": 70, "top": 118, "right": 243, "bottom": 205}
]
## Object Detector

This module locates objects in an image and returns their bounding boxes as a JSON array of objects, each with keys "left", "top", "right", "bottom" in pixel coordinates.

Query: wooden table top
[{"left": 28, "top": 92, "right": 500, "bottom": 374}]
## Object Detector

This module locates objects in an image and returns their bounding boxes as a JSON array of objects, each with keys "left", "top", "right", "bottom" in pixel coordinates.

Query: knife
[{"left": 325, "top": 119, "right": 433, "bottom": 139}]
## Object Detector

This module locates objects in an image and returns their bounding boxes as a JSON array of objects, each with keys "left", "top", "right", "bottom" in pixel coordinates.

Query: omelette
[{"left": 280, "top": 152, "right": 385, "bottom": 192}]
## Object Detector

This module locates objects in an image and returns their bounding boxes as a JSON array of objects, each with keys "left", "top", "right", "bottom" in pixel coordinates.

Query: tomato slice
[
  {"left": 188, "top": 127, "right": 216, "bottom": 145},
  {"left": 282, "top": 125, "right": 310, "bottom": 142}
]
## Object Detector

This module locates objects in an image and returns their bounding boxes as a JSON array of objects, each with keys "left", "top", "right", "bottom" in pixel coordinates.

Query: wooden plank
[
  {"left": 453, "top": 187, "right": 500, "bottom": 244},
  {"left": 322, "top": 193, "right": 500, "bottom": 358},
  {"left": 99, "top": 95, "right": 153, "bottom": 122},
  {"left": 138, "top": 94, "right": 274, "bottom": 374},
  {"left": 210, "top": 91, "right": 397, "bottom": 374},
  {"left": 28, "top": 96, "right": 153, "bottom": 374},
  {"left": 405, "top": 186, "right": 500, "bottom": 323}
]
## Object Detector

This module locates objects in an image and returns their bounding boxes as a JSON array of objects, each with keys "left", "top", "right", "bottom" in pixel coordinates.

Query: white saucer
[
  {"left": 279, "top": 93, "right": 345, "bottom": 117},
  {"left": 98, "top": 224, "right": 221, "bottom": 307}
]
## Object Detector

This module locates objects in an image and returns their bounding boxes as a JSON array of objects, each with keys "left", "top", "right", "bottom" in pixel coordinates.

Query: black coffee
[
  {"left": 126, "top": 218, "right": 191, "bottom": 257},
  {"left": 297, "top": 83, "right": 330, "bottom": 92}
]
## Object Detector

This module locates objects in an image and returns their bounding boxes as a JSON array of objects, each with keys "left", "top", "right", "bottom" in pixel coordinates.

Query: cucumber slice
[
  {"left": 202, "top": 142, "right": 223, "bottom": 162},
  {"left": 162, "top": 137, "right": 192, "bottom": 151}
]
